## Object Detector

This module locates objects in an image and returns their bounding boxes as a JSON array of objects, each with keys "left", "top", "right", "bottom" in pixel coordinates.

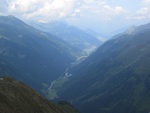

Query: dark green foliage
[{"left": 0, "top": 77, "right": 79, "bottom": 113}]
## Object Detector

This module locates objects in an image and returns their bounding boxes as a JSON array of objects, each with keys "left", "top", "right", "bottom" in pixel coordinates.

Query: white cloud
[
  {"left": 137, "top": 8, "right": 149, "bottom": 15},
  {"left": 0, "top": 0, "right": 149, "bottom": 34},
  {"left": 125, "top": 0, "right": 150, "bottom": 21},
  {"left": 133, "top": 0, "right": 150, "bottom": 20},
  {"left": 71, "top": 9, "right": 81, "bottom": 17},
  {"left": 8, "top": 0, "right": 42, "bottom": 13},
  {"left": 114, "top": 6, "right": 126, "bottom": 15},
  {"left": 72, "top": 1, "right": 127, "bottom": 21},
  {"left": 133, "top": 15, "right": 146, "bottom": 20},
  {"left": 0, "top": 0, "right": 127, "bottom": 22},
  {"left": 103, "top": 5, "right": 126, "bottom": 15},
  {"left": 143, "top": 0, "right": 150, "bottom": 5},
  {"left": 2, "top": 0, "right": 79, "bottom": 22}
]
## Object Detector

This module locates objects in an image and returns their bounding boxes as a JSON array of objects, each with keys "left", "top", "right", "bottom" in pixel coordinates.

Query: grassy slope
[{"left": 0, "top": 77, "right": 79, "bottom": 113}]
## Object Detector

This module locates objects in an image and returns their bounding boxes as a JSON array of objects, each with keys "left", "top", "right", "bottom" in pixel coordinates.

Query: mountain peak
[
  {"left": 125, "top": 25, "right": 137, "bottom": 35},
  {"left": 0, "top": 15, "right": 26, "bottom": 27}
]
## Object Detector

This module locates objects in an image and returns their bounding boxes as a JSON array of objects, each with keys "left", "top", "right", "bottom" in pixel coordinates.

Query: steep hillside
[
  {"left": 0, "top": 77, "right": 79, "bottom": 113},
  {"left": 0, "top": 15, "right": 78, "bottom": 93},
  {"left": 57, "top": 23, "right": 150, "bottom": 113},
  {"left": 0, "top": 57, "right": 20, "bottom": 78},
  {"left": 29, "top": 21, "right": 102, "bottom": 54}
]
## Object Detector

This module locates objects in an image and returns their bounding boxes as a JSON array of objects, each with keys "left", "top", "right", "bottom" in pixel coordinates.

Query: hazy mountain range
[
  {"left": 0, "top": 15, "right": 150, "bottom": 113},
  {"left": 29, "top": 21, "right": 102, "bottom": 55},
  {"left": 0, "top": 15, "right": 102, "bottom": 113}
]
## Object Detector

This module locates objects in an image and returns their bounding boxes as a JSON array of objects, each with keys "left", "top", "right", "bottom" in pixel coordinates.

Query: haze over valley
[{"left": 0, "top": 0, "right": 150, "bottom": 113}]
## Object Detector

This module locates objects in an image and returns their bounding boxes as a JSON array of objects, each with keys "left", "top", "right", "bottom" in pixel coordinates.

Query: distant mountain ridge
[
  {"left": 29, "top": 21, "right": 102, "bottom": 54},
  {"left": 1, "top": 15, "right": 150, "bottom": 113},
  {"left": 84, "top": 27, "right": 110, "bottom": 42},
  {"left": 57, "top": 23, "right": 150, "bottom": 113}
]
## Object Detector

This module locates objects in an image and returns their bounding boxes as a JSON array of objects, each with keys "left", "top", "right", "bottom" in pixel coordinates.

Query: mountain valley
[
  {"left": 29, "top": 21, "right": 102, "bottom": 55},
  {"left": 0, "top": 15, "right": 150, "bottom": 113},
  {"left": 56, "top": 23, "right": 150, "bottom": 113},
  {"left": 0, "top": 15, "right": 82, "bottom": 93}
]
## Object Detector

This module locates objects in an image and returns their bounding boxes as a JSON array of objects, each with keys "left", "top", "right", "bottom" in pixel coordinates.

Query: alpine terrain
[{"left": 57, "top": 23, "right": 150, "bottom": 113}]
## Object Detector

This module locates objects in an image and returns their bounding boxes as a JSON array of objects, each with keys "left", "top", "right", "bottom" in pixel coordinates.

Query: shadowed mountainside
[
  {"left": 0, "top": 15, "right": 80, "bottom": 93},
  {"left": 57, "top": 23, "right": 150, "bottom": 113}
]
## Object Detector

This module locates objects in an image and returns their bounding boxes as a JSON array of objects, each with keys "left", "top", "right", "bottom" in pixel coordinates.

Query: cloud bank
[
  {"left": 1, "top": 0, "right": 80, "bottom": 22},
  {"left": 0, "top": 0, "right": 149, "bottom": 33},
  {"left": 0, "top": 0, "right": 127, "bottom": 22}
]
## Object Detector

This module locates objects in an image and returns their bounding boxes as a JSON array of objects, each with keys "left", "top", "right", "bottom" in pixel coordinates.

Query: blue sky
[{"left": 0, "top": 0, "right": 150, "bottom": 34}]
